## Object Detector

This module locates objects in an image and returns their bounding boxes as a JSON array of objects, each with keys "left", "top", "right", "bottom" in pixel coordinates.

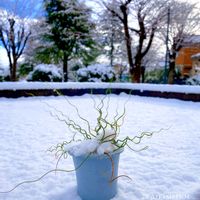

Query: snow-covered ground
[{"left": 0, "top": 94, "right": 200, "bottom": 200}]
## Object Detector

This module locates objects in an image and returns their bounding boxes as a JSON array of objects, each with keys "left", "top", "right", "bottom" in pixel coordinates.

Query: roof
[
  {"left": 191, "top": 52, "right": 200, "bottom": 59},
  {"left": 183, "top": 35, "right": 200, "bottom": 46}
]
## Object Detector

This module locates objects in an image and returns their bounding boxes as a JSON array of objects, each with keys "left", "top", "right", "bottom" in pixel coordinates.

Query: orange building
[
  {"left": 191, "top": 53, "right": 200, "bottom": 75},
  {"left": 175, "top": 35, "right": 200, "bottom": 77}
]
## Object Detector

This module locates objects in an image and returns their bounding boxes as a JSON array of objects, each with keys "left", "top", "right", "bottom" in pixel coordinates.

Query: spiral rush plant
[
  {"left": 0, "top": 89, "right": 166, "bottom": 194},
  {"left": 48, "top": 89, "right": 163, "bottom": 161}
]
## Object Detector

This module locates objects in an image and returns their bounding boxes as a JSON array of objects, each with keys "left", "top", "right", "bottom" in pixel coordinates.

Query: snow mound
[
  {"left": 65, "top": 139, "right": 117, "bottom": 157},
  {"left": 77, "top": 64, "right": 116, "bottom": 82},
  {"left": 186, "top": 74, "right": 200, "bottom": 85},
  {"left": 27, "top": 64, "right": 62, "bottom": 82},
  {"left": 65, "top": 129, "right": 117, "bottom": 156}
]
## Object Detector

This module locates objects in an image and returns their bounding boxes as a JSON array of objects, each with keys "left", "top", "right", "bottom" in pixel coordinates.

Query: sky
[
  {"left": 0, "top": 47, "right": 8, "bottom": 68},
  {"left": 0, "top": 0, "right": 43, "bottom": 18}
]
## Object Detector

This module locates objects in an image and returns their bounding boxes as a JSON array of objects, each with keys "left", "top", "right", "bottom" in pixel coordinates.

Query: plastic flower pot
[{"left": 70, "top": 148, "right": 123, "bottom": 200}]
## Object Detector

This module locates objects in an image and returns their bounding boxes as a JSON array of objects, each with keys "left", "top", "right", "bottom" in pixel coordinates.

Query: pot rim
[{"left": 69, "top": 147, "right": 124, "bottom": 158}]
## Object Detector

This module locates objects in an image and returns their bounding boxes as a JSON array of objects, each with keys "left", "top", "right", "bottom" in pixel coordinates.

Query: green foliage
[
  {"left": 44, "top": 0, "right": 98, "bottom": 60},
  {"left": 33, "top": 45, "right": 63, "bottom": 65},
  {"left": 43, "top": 0, "right": 100, "bottom": 81},
  {"left": 0, "top": 75, "right": 10, "bottom": 82},
  {"left": 145, "top": 68, "right": 164, "bottom": 83},
  {"left": 18, "top": 63, "right": 34, "bottom": 76},
  {"left": 27, "top": 64, "right": 62, "bottom": 82},
  {"left": 0, "top": 69, "right": 10, "bottom": 81},
  {"left": 27, "top": 70, "right": 61, "bottom": 82}
]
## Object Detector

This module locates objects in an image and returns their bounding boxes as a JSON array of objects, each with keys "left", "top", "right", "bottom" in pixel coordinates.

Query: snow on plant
[
  {"left": 76, "top": 64, "right": 117, "bottom": 82},
  {"left": 27, "top": 64, "right": 62, "bottom": 82},
  {"left": 48, "top": 90, "right": 161, "bottom": 163},
  {"left": 186, "top": 74, "right": 200, "bottom": 85}
]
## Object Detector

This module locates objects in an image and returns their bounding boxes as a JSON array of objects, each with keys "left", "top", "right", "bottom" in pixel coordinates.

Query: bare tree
[
  {"left": 0, "top": 10, "right": 31, "bottom": 81},
  {"left": 102, "top": 0, "right": 166, "bottom": 83},
  {"left": 97, "top": 8, "right": 124, "bottom": 67},
  {"left": 162, "top": 0, "right": 200, "bottom": 84},
  {"left": 0, "top": 0, "right": 43, "bottom": 81},
  {"left": 141, "top": 41, "right": 164, "bottom": 82},
  {"left": 23, "top": 19, "right": 57, "bottom": 65}
]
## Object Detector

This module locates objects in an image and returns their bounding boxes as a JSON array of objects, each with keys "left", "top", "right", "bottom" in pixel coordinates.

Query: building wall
[
  {"left": 191, "top": 58, "right": 200, "bottom": 75},
  {"left": 175, "top": 46, "right": 200, "bottom": 77}
]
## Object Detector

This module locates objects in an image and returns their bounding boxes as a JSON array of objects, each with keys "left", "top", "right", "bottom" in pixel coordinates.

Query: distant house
[
  {"left": 175, "top": 35, "right": 200, "bottom": 77},
  {"left": 191, "top": 53, "right": 200, "bottom": 75}
]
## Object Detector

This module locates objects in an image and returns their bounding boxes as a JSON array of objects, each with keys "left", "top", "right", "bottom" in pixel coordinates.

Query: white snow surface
[
  {"left": 0, "top": 94, "right": 200, "bottom": 200},
  {"left": 0, "top": 82, "right": 200, "bottom": 94}
]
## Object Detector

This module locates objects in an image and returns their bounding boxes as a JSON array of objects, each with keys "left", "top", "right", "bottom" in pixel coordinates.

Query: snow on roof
[
  {"left": 0, "top": 82, "right": 200, "bottom": 94},
  {"left": 191, "top": 52, "right": 200, "bottom": 59},
  {"left": 183, "top": 35, "right": 200, "bottom": 45}
]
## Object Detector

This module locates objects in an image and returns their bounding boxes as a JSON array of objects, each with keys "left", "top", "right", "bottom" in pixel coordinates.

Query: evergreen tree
[{"left": 44, "top": 0, "right": 97, "bottom": 81}]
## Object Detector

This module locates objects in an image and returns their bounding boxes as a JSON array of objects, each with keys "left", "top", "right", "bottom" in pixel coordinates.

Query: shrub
[
  {"left": 18, "top": 63, "right": 34, "bottom": 77},
  {"left": 27, "top": 64, "right": 62, "bottom": 82},
  {"left": 0, "top": 68, "right": 10, "bottom": 82},
  {"left": 144, "top": 68, "right": 164, "bottom": 84},
  {"left": 76, "top": 64, "right": 116, "bottom": 82},
  {"left": 186, "top": 74, "right": 200, "bottom": 85}
]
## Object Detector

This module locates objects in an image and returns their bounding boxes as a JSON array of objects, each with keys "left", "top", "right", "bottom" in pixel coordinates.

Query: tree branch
[
  {"left": 141, "top": 27, "right": 155, "bottom": 58},
  {"left": 103, "top": 2, "right": 124, "bottom": 23},
  {"left": 16, "top": 31, "right": 31, "bottom": 60}
]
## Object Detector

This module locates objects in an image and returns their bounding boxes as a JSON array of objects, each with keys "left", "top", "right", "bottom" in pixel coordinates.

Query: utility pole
[
  {"left": 164, "top": 7, "right": 170, "bottom": 84},
  {"left": 110, "top": 0, "right": 115, "bottom": 67}
]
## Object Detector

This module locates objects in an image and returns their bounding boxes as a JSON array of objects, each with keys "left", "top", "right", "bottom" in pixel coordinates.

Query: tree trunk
[
  {"left": 132, "top": 54, "right": 142, "bottom": 83},
  {"left": 141, "top": 66, "right": 145, "bottom": 83},
  {"left": 168, "top": 53, "right": 176, "bottom": 84},
  {"left": 9, "top": 63, "right": 12, "bottom": 80},
  {"left": 11, "top": 59, "right": 17, "bottom": 81},
  {"left": 132, "top": 65, "right": 141, "bottom": 83},
  {"left": 120, "top": 5, "right": 134, "bottom": 82},
  {"left": 110, "top": 31, "right": 114, "bottom": 67},
  {"left": 63, "top": 53, "right": 68, "bottom": 82}
]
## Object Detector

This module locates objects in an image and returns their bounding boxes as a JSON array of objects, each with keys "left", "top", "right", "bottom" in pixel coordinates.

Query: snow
[
  {"left": 0, "top": 67, "right": 9, "bottom": 77},
  {"left": 0, "top": 82, "right": 200, "bottom": 94},
  {"left": 27, "top": 64, "right": 62, "bottom": 81},
  {"left": 0, "top": 94, "right": 200, "bottom": 200},
  {"left": 65, "top": 139, "right": 100, "bottom": 157},
  {"left": 77, "top": 64, "right": 116, "bottom": 82},
  {"left": 191, "top": 52, "right": 200, "bottom": 59},
  {"left": 65, "top": 139, "right": 116, "bottom": 157},
  {"left": 187, "top": 75, "right": 200, "bottom": 85}
]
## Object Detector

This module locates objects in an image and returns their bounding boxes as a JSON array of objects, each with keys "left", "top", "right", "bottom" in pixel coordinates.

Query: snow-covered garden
[
  {"left": 0, "top": 93, "right": 200, "bottom": 200},
  {"left": 0, "top": 0, "right": 200, "bottom": 198}
]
